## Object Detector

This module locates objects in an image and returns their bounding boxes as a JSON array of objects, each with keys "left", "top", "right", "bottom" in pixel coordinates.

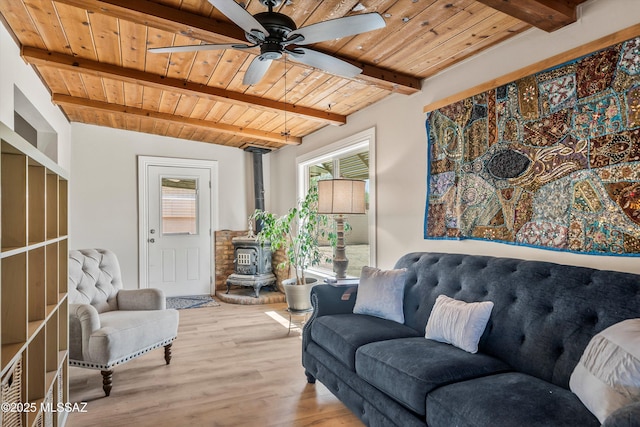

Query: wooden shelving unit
[{"left": 0, "top": 123, "right": 68, "bottom": 427}]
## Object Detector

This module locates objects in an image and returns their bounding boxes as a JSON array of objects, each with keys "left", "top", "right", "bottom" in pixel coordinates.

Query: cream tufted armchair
[{"left": 68, "top": 248, "right": 179, "bottom": 396}]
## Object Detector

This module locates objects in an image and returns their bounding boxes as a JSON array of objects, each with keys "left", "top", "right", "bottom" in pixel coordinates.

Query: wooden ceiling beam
[
  {"left": 22, "top": 46, "right": 345, "bottom": 125},
  {"left": 349, "top": 61, "right": 422, "bottom": 94},
  {"left": 52, "top": 94, "right": 301, "bottom": 145},
  {"left": 475, "top": 0, "right": 586, "bottom": 32},
  {"left": 55, "top": 0, "right": 246, "bottom": 43},
  {"left": 54, "top": 0, "right": 421, "bottom": 94}
]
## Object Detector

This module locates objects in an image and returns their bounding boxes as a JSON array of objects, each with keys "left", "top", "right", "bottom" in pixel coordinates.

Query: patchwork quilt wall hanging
[{"left": 424, "top": 35, "right": 640, "bottom": 255}]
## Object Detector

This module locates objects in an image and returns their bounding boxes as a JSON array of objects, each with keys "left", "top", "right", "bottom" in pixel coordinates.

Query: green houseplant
[{"left": 251, "top": 185, "right": 335, "bottom": 310}]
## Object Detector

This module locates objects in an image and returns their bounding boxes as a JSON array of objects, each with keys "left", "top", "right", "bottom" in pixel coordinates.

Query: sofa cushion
[
  {"left": 355, "top": 337, "right": 511, "bottom": 416},
  {"left": 394, "top": 252, "right": 640, "bottom": 390},
  {"left": 424, "top": 294, "right": 493, "bottom": 353},
  {"left": 353, "top": 266, "right": 407, "bottom": 323},
  {"left": 426, "top": 372, "right": 599, "bottom": 427},
  {"left": 87, "top": 309, "right": 179, "bottom": 365},
  {"left": 311, "top": 314, "right": 421, "bottom": 370},
  {"left": 570, "top": 318, "right": 640, "bottom": 423},
  {"left": 602, "top": 401, "right": 640, "bottom": 427}
]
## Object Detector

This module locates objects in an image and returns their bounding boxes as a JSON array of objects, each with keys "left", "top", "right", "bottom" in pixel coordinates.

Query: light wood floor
[{"left": 66, "top": 301, "right": 363, "bottom": 427}]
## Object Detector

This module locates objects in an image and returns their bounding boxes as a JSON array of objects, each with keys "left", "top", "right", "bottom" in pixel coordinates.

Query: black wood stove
[
  {"left": 226, "top": 226, "right": 276, "bottom": 297},
  {"left": 225, "top": 147, "right": 276, "bottom": 298}
]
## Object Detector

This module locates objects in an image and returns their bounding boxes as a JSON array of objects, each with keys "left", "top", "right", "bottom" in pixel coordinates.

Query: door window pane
[{"left": 161, "top": 178, "right": 198, "bottom": 235}]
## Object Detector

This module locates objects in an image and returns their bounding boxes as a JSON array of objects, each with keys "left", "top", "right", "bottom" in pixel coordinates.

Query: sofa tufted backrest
[
  {"left": 68, "top": 248, "right": 124, "bottom": 313},
  {"left": 395, "top": 252, "right": 640, "bottom": 390}
]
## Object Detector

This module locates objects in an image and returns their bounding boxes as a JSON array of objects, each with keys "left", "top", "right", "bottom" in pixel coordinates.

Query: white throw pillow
[
  {"left": 424, "top": 294, "right": 494, "bottom": 354},
  {"left": 569, "top": 318, "right": 640, "bottom": 423},
  {"left": 353, "top": 266, "right": 407, "bottom": 324}
]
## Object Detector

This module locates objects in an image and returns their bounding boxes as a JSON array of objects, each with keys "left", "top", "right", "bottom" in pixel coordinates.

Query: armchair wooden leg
[
  {"left": 164, "top": 343, "right": 172, "bottom": 365},
  {"left": 101, "top": 370, "right": 113, "bottom": 396}
]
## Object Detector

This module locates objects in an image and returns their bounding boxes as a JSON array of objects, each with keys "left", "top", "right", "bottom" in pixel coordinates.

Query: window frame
[{"left": 296, "top": 127, "right": 376, "bottom": 278}]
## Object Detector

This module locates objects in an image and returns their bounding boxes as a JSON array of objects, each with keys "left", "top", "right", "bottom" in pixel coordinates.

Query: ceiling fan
[{"left": 149, "top": 0, "right": 386, "bottom": 85}]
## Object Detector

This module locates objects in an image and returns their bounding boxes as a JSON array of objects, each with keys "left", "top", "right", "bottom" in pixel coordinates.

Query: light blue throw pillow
[{"left": 353, "top": 266, "right": 407, "bottom": 324}]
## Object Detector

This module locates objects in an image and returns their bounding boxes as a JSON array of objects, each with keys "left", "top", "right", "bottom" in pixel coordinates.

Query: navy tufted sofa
[{"left": 302, "top": 252, "right": 640, "bottom": 426}]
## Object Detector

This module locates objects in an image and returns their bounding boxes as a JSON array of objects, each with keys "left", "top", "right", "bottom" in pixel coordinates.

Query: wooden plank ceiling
[{"left": 0, "top": 0, "right": 587, "bottom": 150}]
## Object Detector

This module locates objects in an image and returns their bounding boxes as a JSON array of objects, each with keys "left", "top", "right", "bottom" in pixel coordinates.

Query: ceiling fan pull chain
[{"left": 282, "top": 54, "right": 290, "bottom": 142}]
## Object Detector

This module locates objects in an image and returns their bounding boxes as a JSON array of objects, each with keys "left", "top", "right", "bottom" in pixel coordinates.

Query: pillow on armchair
[{"left": 353, "top": 266, "right": 407, "bottom": 324}]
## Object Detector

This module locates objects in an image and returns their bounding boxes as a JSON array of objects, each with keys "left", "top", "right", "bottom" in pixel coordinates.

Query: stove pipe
[{"left": 245, "top": 146, "right": 271, "bottom": 233}]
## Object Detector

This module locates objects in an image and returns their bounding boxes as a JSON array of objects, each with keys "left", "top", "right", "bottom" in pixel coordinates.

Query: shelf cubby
[
  {"left": 26, "top": 327, "right": 46, "bottom": 427},
  {"left": 28, "top": 247, "right": 46, "bottom": 335},
  {"left": 26, "top": 327, "right": 46, "bottom": 403},
  {"left": 28, "top": 163, "right": 46, "bottom": 245},
  {"left": 46, "top": 312, "right": 58, "bottom": 375},
  {"left": 58, "top": 297, "right": 68, "bottom": 353},
  {"left": 59, "top": 178, "right": 68, "bottom": 237},
  {"left": 46, "top": 171, "right": 59, "bottom": 240},
  {"left": 1, "top": 146, "right": 27, "bottom": 251},
  {"left": 46, "top": 242, "right": 59, "bottom": 307},
  {"left": 58, "top": 239, "right": 68, "bottom": 295},
  {"left": 1, "top": 253, "right": 27, "bottom": 371}
]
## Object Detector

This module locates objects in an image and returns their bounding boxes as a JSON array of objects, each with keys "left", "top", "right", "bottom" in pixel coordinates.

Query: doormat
[{"left": 166, "top": 295, "right": 220, "bottom": 310}]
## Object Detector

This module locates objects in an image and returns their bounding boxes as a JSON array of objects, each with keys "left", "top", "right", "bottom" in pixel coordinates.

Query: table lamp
[{"left": 317, "top": 179, "right": 366, "bottom": 279}]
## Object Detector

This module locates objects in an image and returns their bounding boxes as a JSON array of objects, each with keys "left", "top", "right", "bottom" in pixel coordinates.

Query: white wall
[
  {"left": 269, "top": 0, "right": 640, "bottom": 274},
  {"left": 0, "top": 24, "right": 71, "bottom": 171},
  {"left": 70, "top": 123, "right": 264, "bottom": 289}
]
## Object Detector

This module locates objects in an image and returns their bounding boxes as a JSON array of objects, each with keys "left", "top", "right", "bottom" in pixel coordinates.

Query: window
[
  {"left": 161, "top": 177, "right": 198, "bottom": 235},
  {"left": 297, "top": 128, "right": 376, "bottom": 278}
]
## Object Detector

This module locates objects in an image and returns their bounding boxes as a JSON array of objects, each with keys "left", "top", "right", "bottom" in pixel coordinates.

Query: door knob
[{"left": 149, "top": 238, "right": 155, "bottom": 243}]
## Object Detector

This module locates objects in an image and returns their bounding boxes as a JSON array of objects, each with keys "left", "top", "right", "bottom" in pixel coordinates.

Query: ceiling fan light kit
[{"left": 149, "top": 0, "right": 386, "bottom": 85}]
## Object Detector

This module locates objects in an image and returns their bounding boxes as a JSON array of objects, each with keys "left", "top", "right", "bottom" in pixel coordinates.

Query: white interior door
[{"left": 146, "top": 165, "right": 211, "bottom": 296}]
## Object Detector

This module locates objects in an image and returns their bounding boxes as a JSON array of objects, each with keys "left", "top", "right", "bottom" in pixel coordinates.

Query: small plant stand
[{"left": 287, "top": 307, "right": 313, "bottom": 335}]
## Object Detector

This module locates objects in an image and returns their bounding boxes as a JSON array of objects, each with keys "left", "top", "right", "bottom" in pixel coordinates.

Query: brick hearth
[{"left": 214, "top": 230, "right": 287, "bottom": 304}]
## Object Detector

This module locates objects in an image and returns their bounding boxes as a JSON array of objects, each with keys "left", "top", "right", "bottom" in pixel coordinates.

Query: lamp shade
[{"left": 317, "top": 179, "right": 366, "bottom": 214}]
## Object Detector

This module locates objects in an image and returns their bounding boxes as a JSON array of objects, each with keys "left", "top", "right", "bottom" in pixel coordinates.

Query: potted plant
[{"left": 251, "top": 185, "right": 335, "bottom": 311}]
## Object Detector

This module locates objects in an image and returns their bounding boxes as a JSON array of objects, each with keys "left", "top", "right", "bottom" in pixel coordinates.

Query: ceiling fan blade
[
  {"left": 209, "top": 0, "right": 269, "bottom": 38},
  {"left": 149, "top": 43, "right": 252, "bottom": 54},
  {"left": 286, "top": 48, "right": 362, "bottom": 78},
  {"left": 288, "top": 13, "right": 385, "bottom": 46},
  {"left": 243, "top": 55, "right": 273, "bottom": 85}
]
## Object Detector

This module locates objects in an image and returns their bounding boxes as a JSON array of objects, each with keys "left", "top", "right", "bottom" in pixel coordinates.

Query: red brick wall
[
  {"left": 272, "top": 246, "right": 290, "bottom": 292},
  {"left": 214, "top": 230, "right": 246, "bottom": 293}
]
